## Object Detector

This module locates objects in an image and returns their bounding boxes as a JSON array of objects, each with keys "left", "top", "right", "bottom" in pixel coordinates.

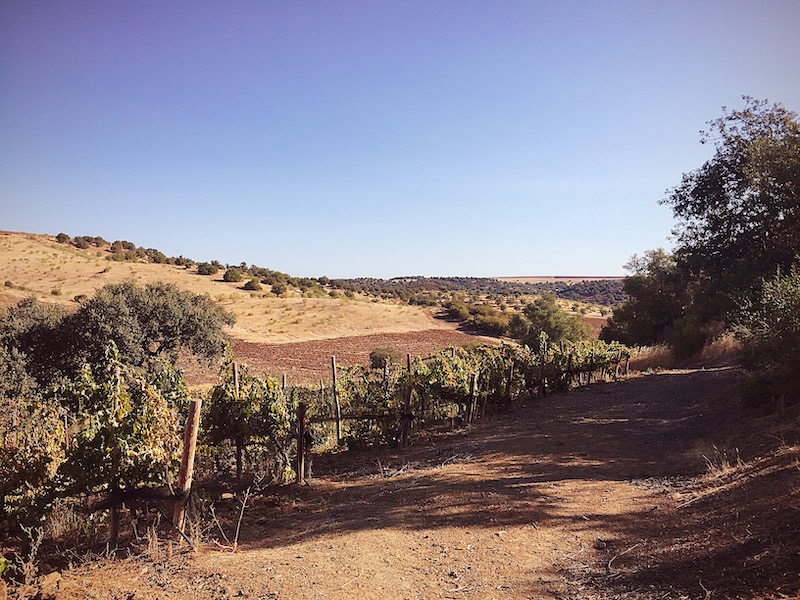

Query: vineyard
[{"left": 1, "top": 335, "right": 631, "bottom": 577}]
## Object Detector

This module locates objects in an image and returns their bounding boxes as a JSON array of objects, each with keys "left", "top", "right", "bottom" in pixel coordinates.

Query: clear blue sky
[{"left": 2, "top": 1, "right": 799, "bottom": 278}]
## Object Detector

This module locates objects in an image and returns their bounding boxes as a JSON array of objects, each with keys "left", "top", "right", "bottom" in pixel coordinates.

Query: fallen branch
[
  {"left": 607, "top": 542, "right": 642, "bottom": 572},
  {"left": 334, "top": 569, "right": 362, "bottom": 590}
]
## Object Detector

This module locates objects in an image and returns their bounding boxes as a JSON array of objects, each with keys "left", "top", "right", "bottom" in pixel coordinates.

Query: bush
[
  {"left": 223, "top": 268, "right": 244, "bottom": 283},
  {"left": 55, "top": 233, "right": 71, "bottom": 244},
  {"left": 447, "top": 301, "right": 471, "bottom": 321},
  {"left": 519, "top": 294, "right": 590, "bottom": 345},
  {"left": 736, "top": 267, "right": 800, "bottom": 404},
  {"left": 243, "top": 278, "right": 262, "bottom": 291},
  {"left": 272, "top": 283, "right": 287, "bottom": 296},
  {"left": 196, "top": 262, "right": 219, "bottom": 276},
  {"left": 369, "top": 347, "right": 404, "bottom": 370}
]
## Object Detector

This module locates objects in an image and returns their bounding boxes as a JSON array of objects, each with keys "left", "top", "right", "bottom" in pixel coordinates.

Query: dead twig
[
  {"left": 607, "top": 542, "right": 641, "bottom": 572},
  {"left": 232, "top": 487, "right": 251, "bottom": 551},
  {"left": 334, "top": 569, "right": 362, "bottom": 590}
]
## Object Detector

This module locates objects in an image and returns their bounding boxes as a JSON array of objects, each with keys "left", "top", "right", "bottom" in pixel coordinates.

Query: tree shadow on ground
[{"left": 220, "top": 368, "right": 799, "bottom": 598}]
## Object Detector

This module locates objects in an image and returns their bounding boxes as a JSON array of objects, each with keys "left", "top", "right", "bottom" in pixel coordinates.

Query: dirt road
[{"left": 37, "top": 368, "right": 800, "bottom": 599}]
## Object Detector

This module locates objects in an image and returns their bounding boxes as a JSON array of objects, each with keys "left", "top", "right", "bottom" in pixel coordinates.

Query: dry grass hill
[{"left": 0, "top": 231, "right": 457, "bottom": 345}]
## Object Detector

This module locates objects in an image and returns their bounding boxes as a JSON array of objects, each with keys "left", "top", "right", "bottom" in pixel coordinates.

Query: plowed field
[{"left": 220, "top": 329, "right": 498, "bottom": 384}]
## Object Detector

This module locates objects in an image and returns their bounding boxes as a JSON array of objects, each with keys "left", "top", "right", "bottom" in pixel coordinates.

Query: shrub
[
  {"left": 272, "top": 283, "right": 287, "bottom": 296},
  {"left": 447, "top": 301, "right": 471, "bottom": 321},
  {"left": 520, "top": 294, "right": 590, "bottom": 345},
  {"left": 223, "top": 268, "right": 244, "bottom": 283},
  {"left": 369, "top": 347, "right": 404, "bottom": 370},
  {"left": 55, "top": 233, "right": 71, "bottom": 244},
  {"left": 736, "top": 267, "right": 800, "bottom": 404},
  {"left": 196, "top": 262, "right": 219, "bottom": 276},
  {"left": 243, "top": 278, "right": 262, "bottom": 291},
  {"left": 473, "top": 312, "right": 510, "bottom": 336}
]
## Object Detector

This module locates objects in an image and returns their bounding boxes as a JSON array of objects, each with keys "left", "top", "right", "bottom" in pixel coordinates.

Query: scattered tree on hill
[
  {"left": 243, "top": 277, "right": 262, "bottom": 291},
  {"left": 514, "top": 294, "right": 591, "bottom": 346},
  {"left": 223, "top": 267, "right": 244, "bottom": 283},
  {"left": 196, "top": 262, "right": 219, "bottom": 276},
  {"left": 65, "top": 281, "right": 235, "bottom": 374}
]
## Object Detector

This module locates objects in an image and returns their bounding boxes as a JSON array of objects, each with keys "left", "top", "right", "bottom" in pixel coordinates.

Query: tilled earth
[
  {"left": 184, "top": 329, "right": 497, "bottom": 386},
  {"left": 17, "top": 368, "right": 800, "bottom": 599}
]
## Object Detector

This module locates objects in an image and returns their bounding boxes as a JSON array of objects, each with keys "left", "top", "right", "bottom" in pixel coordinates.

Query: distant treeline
[{"left": 329, "top": 276, "right": 625, "bottom": 307}]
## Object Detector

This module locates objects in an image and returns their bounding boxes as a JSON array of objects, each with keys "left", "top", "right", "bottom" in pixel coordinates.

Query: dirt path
[{"left": 38, "top": 368, "right": 800, "bottom": 599}]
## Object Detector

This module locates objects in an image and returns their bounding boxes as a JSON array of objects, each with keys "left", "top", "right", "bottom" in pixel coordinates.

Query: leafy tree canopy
[
  {"left": 603, "top": 98, "right": 800, "bottom": 350},
  {"left": 67, "top": 281, "right": 235, "bottom": 372},
  {"left": 517, "top": 294, "right": 590, "bottom": 346},
  {"left": 663, "top": 96, "right": 800, "bottom": 318}
]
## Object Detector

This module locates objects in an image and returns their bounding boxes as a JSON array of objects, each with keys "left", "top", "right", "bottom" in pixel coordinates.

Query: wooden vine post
[
  {"left": 296, "top": 401, "right": 307, "bottom": 483},
  {"left": 331, "top": 356, "right": 341, "bottom": 443},
  {"left": 566, "top": 352, "right": 573, "bottom": 389},
  {"left": 504, "top": 362, "right": 515, "bottom": 411},
  {"left": 173, "top": 397, "right": 202, "bottom": 535},
  {"left": 233, "top": 362, "right": 243, "bottom": 481},
  {"left": 538, "top": 341, "right": 548, "bottom": 398},
  {"left": 468, "top": 373, "right": 477, "bottom": 423},
  {"left": 400, "top": 353, "right": 413, "bottom": 447}
]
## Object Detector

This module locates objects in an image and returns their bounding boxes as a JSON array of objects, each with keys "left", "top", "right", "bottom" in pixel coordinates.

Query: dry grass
[
  {"left": 0, "top": 231, "right": 456, "bottom": 344},
  {"left": 630, "top": 334, "right": 743, "bottom": 373},
  {"left": 629, "top": 345, "right": 680, "bottom": 372}
]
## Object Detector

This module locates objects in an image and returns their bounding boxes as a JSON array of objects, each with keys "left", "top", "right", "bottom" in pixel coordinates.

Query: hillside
[
  {"left": 0, "top": 231, "right": 457, "bottom": 345},
  {"left": 15, "top": 367, "right": 799, "bottom": 599}
]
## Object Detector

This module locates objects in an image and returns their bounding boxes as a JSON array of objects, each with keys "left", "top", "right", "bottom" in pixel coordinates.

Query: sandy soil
[{"left": 22, "top": 367, "right": 800, "bottom": 599}]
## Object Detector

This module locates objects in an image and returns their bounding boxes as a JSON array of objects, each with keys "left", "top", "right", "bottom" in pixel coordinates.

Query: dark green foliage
[
  {"left": 602, "top": 99, "right": 800, "bottom": 367},
  {"left": 271, "top": 282, "right": 288, "bottom": 296},
  {"left": 0, "top": 297, "right": 68, "bottom": 386},
  {"left": 736, "top": 268, "right": 800, "bottom": 403},
  {"left": 600, "top": 250, "right": 686, "bottom": 346},
  {"left": 470, "top": 304, "right": 511, "bottom": 336},
  {"left": 196, "top": 262, "right": 219, "bottom": 276},
  {"left": 143, "top": 248, "right": 168, "bottom": 264},
  {"left": 663, "top": 98, "right": 800, "bottom": 321},
  {"left": 66, "top": 281, "right": 235, "bottom": 371},
  {"left": 1, "top": 284, "right": 232, "bottom": 388},
  {"left": 243, "top": 277, "right": 262, "bottom": 291},
  {"left": 331, "top": 276, "right": 624, "bottom": 306},
  {"left": 55, "top": 233, "right": 71, "bottom": 244},
  {"left": 517, "top": 295, "right": 590, "bottom": 345},
  {"left": 445, "top": 301, "right": 510, "bottom": 335},
  {"left": 447, "top": 301, "right": 471, "bottom": 321},
  {"left": 223, "top": 267, "right": 244, "bottom": 282}
]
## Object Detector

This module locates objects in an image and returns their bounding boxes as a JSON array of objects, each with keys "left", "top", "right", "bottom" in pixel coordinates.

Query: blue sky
[{"left": 2, "top": 1, "right": 799, "bottom": 278}]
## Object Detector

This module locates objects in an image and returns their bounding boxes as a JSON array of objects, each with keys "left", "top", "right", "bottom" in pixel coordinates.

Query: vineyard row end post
[
  {"left": 296, "top": 401, "right": 307, "bottom": 484},
  {"left": 173, "top": 397, "right": 202, "bottom": 536},
  {"left": 400, "top": 353, "right": 413, "bottom": 447},
  {"left": 331, "top": 356, "right": 341, "bottom": 443}
]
